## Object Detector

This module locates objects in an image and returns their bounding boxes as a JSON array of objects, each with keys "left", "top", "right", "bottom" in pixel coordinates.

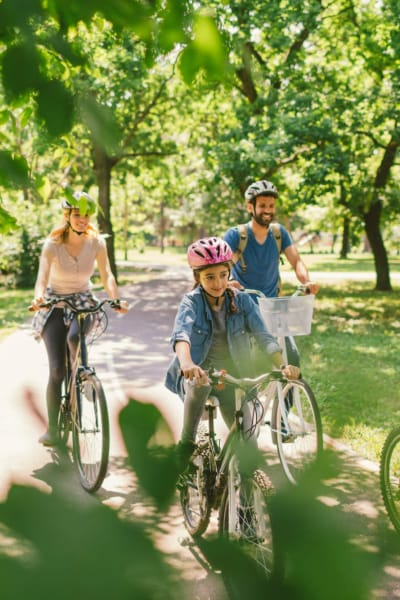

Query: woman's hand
[
  {"left": 281, "top": 365, "right": 301, "bottom": 380},
  {"left": 29, "top": 297, "right": 46, "bottom": 312},
  {"left": 113, "top": 300, "right": 130, "bottom": 314}
]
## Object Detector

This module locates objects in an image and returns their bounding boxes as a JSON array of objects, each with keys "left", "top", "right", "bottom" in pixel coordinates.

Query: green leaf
[
  {"left": 0, "top": 151, "right": 30, "bottom": 188},
  {"left": 78, "top": 94, "right": 122, "bottom": 155},
  {"left": 37, "top": 81, "right": 75, "bottom": 136},
  {"left": 1, "top": 44, "right": 43, "bottom": 97},
  {"left": 119, "top": 399, "right": 178, "bottom": 511},
  {"left": 0, "top": 204, "right": 18, "bottom": 233}
]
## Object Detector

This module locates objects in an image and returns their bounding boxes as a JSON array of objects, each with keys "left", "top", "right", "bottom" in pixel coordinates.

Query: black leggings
[{"left": 41, "top": 308, "right": 94, "bottom": 430}]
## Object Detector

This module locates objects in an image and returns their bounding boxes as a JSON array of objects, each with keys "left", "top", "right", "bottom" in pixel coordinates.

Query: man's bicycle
[
  {"left": 380, "top": 427, "right": 400, "bottom": 534},
  {"left": 30, "top": 295, "right": 121, "bottom": 493},
  {"left": 179, "top": 367, "right": 294, "bottom": 580},
  {"left": 247, "top": 286, "right": 323, "bottom": 484}
]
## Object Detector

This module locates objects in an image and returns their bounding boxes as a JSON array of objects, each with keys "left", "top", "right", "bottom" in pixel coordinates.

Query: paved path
[{"left": 1, "top": 264, "right": 400, "bottom": 598}]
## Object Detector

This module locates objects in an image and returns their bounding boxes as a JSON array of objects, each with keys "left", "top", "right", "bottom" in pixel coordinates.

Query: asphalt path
[{"left": 1, "top": 264, "right": 400, "bottom": 599}]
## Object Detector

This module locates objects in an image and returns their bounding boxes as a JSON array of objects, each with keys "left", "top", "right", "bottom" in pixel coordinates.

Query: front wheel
[
  {"left": 272, "top": 379, "right": 323, "bottom": 485},
  {"left": 219, "top": 459, "right": 279, "bottom": 588},
  {"left": 380, "top": 427, "right": 400, "bottom": 534},
  {"left": 179, "top": 443, "right": 213, "bottom": 537},
  {"left": 72, "top": 373, "right": 109, "bottom": 493}
]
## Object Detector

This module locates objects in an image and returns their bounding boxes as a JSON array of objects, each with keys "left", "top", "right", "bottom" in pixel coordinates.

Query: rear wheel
[
  {"left": 219, "top": 459, "right": 278, "bottom": 586},
  {"left": 72, "top": 373, "right": 109, "bottom": 493},
  {"left": 272, "top": 379, "right": 323, "bottom": 484},
  {"left": 380, "top": 427, "right": 400, "bottom": 534}
]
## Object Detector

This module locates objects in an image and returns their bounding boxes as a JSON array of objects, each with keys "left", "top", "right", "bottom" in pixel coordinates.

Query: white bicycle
[{"left": 248, "top": 286, "right": 323, "bottom": 484}]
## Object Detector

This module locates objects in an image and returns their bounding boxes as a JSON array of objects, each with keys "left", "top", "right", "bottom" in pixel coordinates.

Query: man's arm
[{"left": 284, "top": 244, "right": 320, "bottom": 295}]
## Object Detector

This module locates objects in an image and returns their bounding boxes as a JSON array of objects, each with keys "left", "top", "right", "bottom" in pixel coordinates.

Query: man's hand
[
  {"left": 228, "top": 280, "right": 243, "bottom": 291},
  {"left": 304, "top": 281, "right": 319, "bottom": 295}
]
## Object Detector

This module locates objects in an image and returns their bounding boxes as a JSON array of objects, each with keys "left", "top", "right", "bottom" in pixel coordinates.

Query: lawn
[{"left": 1, "top": 249, "right": 399, "bottom": 464}]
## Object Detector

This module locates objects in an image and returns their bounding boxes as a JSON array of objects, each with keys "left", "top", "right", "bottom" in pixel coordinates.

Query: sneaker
[
  {"left": 38, "top": 429, "right": 59, "bottom": 447},
  {"left": 175, "top": 440, "right": 197, "bottom": 473}
]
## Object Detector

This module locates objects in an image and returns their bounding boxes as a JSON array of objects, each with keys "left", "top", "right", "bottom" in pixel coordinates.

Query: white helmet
[{"left": 244, "top": 180, "right": 278, "bottom": 202}]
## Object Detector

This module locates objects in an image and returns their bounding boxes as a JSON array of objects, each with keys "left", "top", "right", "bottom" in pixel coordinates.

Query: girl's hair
[
  {"left": 48, "top": 209, "right": 99, "bottom": 242},
  {"left": 193, "top": 262, "right": 238, "bottom": 313}
]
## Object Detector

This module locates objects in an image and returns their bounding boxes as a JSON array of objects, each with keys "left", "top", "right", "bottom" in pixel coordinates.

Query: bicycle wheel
[
  {"left": 72, "top": 373, "right": 109, "bottom": 492},
  {"left": 272, "top": 379, "right": 323, "bottom": 485},
  {"left": 219, "top": 459, "right": 278, "bottom": 581},
  {"left": 380, "top": 427, "right": 400, "bottom": 534},
  {"left": 179, "top": 440, "right": 214, "bottom": 537}
]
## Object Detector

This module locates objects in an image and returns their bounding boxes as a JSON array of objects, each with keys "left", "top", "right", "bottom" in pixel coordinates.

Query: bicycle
[
  {"left": 246, "top": 285, "right": 323, "bottom": 485},
  {"left": 179, "top": 367, "right": 291, "bottom": 580},
  {"left": 30, "top": 295, "right": 121, "bottom": 493},
  {"left": 380, "top": 427, "right": 400, "bottom": 534}
]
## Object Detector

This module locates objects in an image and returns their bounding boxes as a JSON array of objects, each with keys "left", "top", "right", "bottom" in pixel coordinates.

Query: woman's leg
[
  {"left": 41, "top": 309, "right": 68, "bottom": 441},
  {"left": 66, "top": 315, "right": 95, "bottom": 365}
]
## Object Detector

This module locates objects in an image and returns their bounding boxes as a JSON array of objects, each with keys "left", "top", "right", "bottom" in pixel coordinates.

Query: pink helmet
[{"left": 187, "top": 237, "right": 233, "bottom": 269}]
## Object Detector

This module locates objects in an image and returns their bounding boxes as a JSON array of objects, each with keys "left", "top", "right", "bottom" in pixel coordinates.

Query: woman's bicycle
[
  {"left": 380, "top": 427, "right": 400, "bottom": 534},
  {"left": 247, "top": 286, "right": 323, "bottom": 484},
  {"left": 30, "top": 295, "right": 121, "bottom": 493},
  {"left": 179, "top": 367, "right": 293, "bottom": 580}
]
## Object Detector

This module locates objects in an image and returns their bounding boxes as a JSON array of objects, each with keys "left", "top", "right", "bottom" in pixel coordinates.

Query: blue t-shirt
[{"left": 223, "top": 222, "right": 293, "bottom": 297}]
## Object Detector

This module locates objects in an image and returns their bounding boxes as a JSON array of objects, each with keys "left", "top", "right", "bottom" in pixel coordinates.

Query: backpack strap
[{"left": 232, "top": 223, "right": 248, "bottom": 273}]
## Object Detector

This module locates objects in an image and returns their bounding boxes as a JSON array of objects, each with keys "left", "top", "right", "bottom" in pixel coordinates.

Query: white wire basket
[{"left": 258, "top": 294, "right": 315, "bottom": 336}]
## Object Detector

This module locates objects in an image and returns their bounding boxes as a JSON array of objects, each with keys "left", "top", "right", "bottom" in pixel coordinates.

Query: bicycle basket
[{"left": 258, "top": 295, "right": 315, "bottom": 336}]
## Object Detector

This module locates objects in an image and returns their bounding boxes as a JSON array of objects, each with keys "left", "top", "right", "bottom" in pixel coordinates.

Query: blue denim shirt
[{"left": 165, "top": 287, "right": 282, "bottom": 398}]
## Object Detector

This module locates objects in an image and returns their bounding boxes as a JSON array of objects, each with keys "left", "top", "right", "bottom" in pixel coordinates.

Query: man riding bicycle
[{"left": 223, "top": 179, "right": 319, "bottom": 367}]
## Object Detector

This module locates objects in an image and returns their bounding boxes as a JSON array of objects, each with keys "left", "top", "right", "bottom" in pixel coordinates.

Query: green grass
[
  {"left": 1, "top": 249, "right": 400, "bottom": 464},
  {"left": 296, "top": 281, "right": 400, "bottom": 463}
]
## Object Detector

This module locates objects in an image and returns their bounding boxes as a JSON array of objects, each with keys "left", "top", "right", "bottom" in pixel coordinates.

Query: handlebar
[
  {"left": 28, "top": 295, "right": 122, "bottom": 313},
  {"left": 243, "top": 284, "right": 311, "bottom": 298},
  {"left": 208, "top": 368, "right": 286, "bottom": 392}
]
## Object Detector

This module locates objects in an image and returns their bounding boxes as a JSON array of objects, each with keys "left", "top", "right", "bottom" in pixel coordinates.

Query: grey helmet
[
  {"left": 244, "top": 180, "right": 278, "bottom": 202},
  {"left": 61, "top": 191, "right": 97, "bottom": 215}
]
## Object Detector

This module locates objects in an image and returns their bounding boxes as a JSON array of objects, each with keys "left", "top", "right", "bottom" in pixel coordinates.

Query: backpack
[{"left": 232, "top": 222, "right": 283, "bottom": 292}]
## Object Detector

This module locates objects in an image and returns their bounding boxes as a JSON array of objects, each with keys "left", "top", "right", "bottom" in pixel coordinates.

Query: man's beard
[{"left": 252, "top": 212, "right": 273, "bottom": 228}]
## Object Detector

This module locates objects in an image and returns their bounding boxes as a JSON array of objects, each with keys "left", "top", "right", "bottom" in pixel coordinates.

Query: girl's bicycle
[
  {"left": 30, "top": 295, "right": 121, "bottom": 493},
  {"left": 179, "top": 367, "right": 294, "bottom": 581},
  {"left": 248, "top": 286, "right": 323, "bottom": 484},
  {"left": 380, "top": 427, "right": 400, "bottom": 534}
]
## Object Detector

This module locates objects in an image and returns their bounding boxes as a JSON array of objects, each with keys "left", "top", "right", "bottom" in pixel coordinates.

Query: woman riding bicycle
[
  {"left": 165, "top": 236, "right": 300, "bottom": 470},
  {"left": 31, "top": 190, "right": 128, "bottom": 447}
]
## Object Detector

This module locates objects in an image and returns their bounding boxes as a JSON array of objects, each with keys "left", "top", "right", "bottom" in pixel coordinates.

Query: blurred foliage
[{"left": 0, "top": 402, "right": 388, "bottom": 600}]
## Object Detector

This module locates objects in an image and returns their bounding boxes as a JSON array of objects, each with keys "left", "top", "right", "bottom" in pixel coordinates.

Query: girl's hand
[
  {"left": 281, "top": 365, "right": 301, "bottom": 380},
  {"left": 181, "top": 363, "right": 209, "bottom": 386}
]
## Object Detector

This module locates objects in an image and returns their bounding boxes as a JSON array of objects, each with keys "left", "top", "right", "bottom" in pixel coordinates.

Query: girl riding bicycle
[
  {"left": 165, "top": 236, "right": 300, "bottom": 469},
  {"left": 31, "top": 190, "right": 128, "bottom": 447}
]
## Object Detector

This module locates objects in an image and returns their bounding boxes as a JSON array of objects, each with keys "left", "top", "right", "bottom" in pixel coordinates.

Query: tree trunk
[
  {"left": 93, "top": 144, "right": 118, "bottom": 280},
  {"left": 340, "top": 217, "right": 350, "bottom": 259},
  {"left": 364, "top": 200, "right": 392, "bottom": 291}
]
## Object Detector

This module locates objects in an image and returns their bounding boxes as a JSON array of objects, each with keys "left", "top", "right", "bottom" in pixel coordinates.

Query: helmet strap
[{"left": 67, "top": 221, "right": 85, "bottom": 236}]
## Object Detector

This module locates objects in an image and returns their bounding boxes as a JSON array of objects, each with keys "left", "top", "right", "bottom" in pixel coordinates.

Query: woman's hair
[
  {"left": 193, "top": 262, "right": 238, "bottom": 313},
  {"left": 48, "top": 209, "right": 99, "bottom": 242}
]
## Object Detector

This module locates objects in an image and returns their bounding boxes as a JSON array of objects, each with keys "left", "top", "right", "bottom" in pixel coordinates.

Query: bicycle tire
[
  {"left": 380, "top": 426, "right": 400, "bottom": 535},
  {"left": 179, "top": 442, "right": 213, "bottom": 537},
  {"left": 272, "top": 379, "right": 323, "bottom": 485},
  {"left": 219, "top": 460, "right": 279, "bottom": 589},
  {"left": 72, "top": 373, "right": 109, "bottom": 493}
]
